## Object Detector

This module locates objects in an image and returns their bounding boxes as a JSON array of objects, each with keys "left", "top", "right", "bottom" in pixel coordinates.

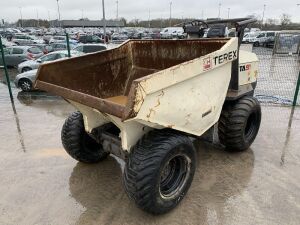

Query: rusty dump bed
[{"left": 35, "top": 39, "right": 228, "bottom": 120}]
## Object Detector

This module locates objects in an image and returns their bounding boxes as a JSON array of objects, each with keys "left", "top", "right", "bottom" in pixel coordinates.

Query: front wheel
[
  {"left": 19, "top": 79, "right": 33, "bottom": 92},
  {"left": 61, "top": 111, "right": 109, "bottom": 163},
  {"left": 123, "top": 130, "right": 196, "bottom": 214},
  {"left": 218, "top": 96, "right": 261, "bottom": 152},
  {"left": 253, "top": 41, "right": 259, "bottom": 47}
]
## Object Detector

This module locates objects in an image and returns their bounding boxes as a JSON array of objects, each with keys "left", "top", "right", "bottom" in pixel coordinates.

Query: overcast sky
[{"left": 1, "top": 0, "right": 300, "bottom": 23}]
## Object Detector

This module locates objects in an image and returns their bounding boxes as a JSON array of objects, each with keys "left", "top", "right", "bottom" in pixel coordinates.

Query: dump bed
[{"left": 35, "top": 39, "right": 237, "bottom": 124}]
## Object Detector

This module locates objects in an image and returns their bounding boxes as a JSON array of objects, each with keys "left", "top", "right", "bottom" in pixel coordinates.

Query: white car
[
  {"left": 242, "top": 32, "right": 260, "bottom": 44},
  {"left": 15, "top": 50, "right": 83, "bottom": 91},
  {"left": 14, "top": 69, "right": 38, "bottom": 91},
  {"left": 49, "top": 36, "right": 66, "bottom": 44},
  {"left": 1, "top": 37, "right": 16, "bottom": 47},
  {"left": 17, "top": 50, "right": 83, "bottom": 73},
  {"left": 160, "top": 27, "right": 184, "bottom": 39}
]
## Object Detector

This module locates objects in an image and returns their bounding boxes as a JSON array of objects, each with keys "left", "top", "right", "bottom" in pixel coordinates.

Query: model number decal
[
  {"left": 240, "top": 64, "right": 251, "bottom": 71},
  {"left": 214, "top": 50, "right": 237, "bottom": 65}
]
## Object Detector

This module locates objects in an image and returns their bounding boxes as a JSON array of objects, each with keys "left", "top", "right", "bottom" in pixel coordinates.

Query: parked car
[
  {"left": 242, "top": 32, "right": 260, "bottom": 43},
  {"left": 265, "top": 36, "right": 276, "bottom": 48},
  {"left": 0, "top": 31, "right": 13, "bottom": 41},
  {"left": 0, "top": 46, "right": 43, "bottom": 67},
  {"left": 278, "top": 34, "right": 299, "bottom": 50},
  {"left": 49, "top": 36, "right": 78, "bottom": 44},
  {"left": 78, "top": 35, "right": 103, "bottom": 43},
  {"left": 250, "top": 31, "right": 277, "bottom": 47},
  {"left": 14, "top": 69, "right": 37, "bottom": 91},
  {"left": 73, "top": 44, "right": 107, "bottom": 53},
  {"left": 18, "top": 50, "right": 83, "bottom": 73},
  {"left": 29, "top": 44, "right": 53, "bottom": 54},
  {"left": 12, "top": 33, "right": 44, "bottom": 45},
  {"left": 15, "top": 50, "right": 83, "bottom": 91},
  {"left": 1, "top": 36, "right": 16, "bottom": 47},
  {"left": 160, "top": 27, "right": 184, "bottom": 39},
  {"left": 49, "top": 36, "right": 66, "bottom": 44},
  {"left": 50, "top": 42, "right": 77, "bottom": 51}
]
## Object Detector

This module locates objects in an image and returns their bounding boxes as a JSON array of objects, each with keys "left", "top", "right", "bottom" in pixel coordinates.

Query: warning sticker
[{"left": 203, "top": 57, "right": 212, "bottom": 71}]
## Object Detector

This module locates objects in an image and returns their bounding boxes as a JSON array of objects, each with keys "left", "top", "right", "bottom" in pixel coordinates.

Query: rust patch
[
  {"left": 35, "top": 39, "right": 228, "bottom": 120},
  {"left": 154, "top": 99, "right": 161, "bottom": 108},
  {"left": 146, "top": 108, "right": 156, "bottom": 120}
]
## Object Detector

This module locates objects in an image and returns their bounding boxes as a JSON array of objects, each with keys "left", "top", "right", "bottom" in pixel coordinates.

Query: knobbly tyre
[{"left": 34, "top": 18, "right": 261, "bottom": 214}]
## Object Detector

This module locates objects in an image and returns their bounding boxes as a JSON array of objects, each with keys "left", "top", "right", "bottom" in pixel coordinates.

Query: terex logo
[
  {"left": 214, "top": 50, "right": 237, "bottom": 65},
  {"left": 240, "top": 64, "right": 251, "bottom": 72}
]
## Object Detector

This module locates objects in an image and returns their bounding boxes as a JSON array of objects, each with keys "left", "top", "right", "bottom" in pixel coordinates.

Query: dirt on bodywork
[{"left": 35, "top": 39, "right": 228, "bottom": 119}]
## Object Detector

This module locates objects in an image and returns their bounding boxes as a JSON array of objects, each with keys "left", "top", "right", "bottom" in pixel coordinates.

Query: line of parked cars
[
  {"left": 243, "top": 30, "right": 300, "bottom": 50},
  {"left": 12, "top": 44, "right": 108, "bottom": 91},
  {"left": 242, "top": 31, "right": 277, "bottom": 47},
  {"left": 1, "top": 32, "right": 109, "bottom": 92}
]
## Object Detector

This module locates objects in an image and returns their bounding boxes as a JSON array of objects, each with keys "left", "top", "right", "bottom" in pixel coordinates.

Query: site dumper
[{"left": 35, "top": 18, "right": 261, "bottom": 214}]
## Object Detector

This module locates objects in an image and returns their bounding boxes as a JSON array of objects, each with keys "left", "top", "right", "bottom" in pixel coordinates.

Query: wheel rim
[
  {"left": 159, "top": 154, "right": 191, "bottom": 199},
  {"left": 245, "top": 112, "right": 257, "bottom": 140},
  {"left": 20, "top": 81, "right": 32, "bottom": 91}
]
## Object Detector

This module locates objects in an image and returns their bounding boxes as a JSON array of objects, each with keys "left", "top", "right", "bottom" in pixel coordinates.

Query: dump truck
[{"left": 35, "top": 18, "right": 261, "bottom": 214}]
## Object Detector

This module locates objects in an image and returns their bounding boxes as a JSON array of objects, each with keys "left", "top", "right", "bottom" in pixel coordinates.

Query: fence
[{"left": 252, "top": 31, "right": 300, "bottom": 106}]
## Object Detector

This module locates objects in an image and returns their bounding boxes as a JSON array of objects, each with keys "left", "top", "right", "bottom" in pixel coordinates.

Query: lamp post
[
  {"left": 169, "top": 1, "right": 172, "bottom": 27},
  {"left": 218, "top": 2, "right": 221, "bottom": 18},
  {"left": 116, "top": 0, "right": 119, "bottom": 20},
  {"left": 227, "top": 8, "right": 230, "bottom": 19},
  {"left": 56, "top": 0, "right": 61, "bottom": 27},
  {"left": 261, "top": 4, "right": 266, "bottom": 28},
  {"left": 36, "top": 9, "right": 39, "bottom": 27},
  {"left": 19, "top": 7, "right": 23, "bottom": 27},
  {"left": 48, "top": 10, "right": 51, "bottom": 27},
  {"left": 148, "top": 9, "right": 151, "bottom": 28},
  {"left": 101, "top": 0, "right": 107, "bottom": 44}
]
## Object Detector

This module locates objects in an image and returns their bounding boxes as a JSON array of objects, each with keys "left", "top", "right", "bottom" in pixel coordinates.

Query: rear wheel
[
  {"left": 61, "top": 111, "right": 109, "bottom": 163},
  {"left": 123, "top": 130, "right": 196, "bottom": 214},
  {"left": 19, "top": 79, "right": 33, "bottom": 92},
  {"left": 218, "top": 96, "right": 261, "bottom": 152},
  {"left": 253, "top": 41, "right": 259, "bottom": 47}
]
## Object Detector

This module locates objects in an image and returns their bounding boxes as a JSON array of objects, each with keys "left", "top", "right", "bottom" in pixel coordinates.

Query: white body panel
[{"left": 239, "top": 50, "right": 259, "bottom": 86}]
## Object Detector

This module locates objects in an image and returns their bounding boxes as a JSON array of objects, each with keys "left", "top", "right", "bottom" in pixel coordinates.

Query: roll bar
[{"left": 181, "top": 18, "right": 257, "bottom": 92}]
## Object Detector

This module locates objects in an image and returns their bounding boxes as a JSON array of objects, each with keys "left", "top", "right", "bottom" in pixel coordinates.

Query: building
[{"left": 51, "top": 19, "right": 124, "bottom": 28}]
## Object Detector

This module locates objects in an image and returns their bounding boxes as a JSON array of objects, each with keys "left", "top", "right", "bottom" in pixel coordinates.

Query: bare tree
[{"left": 280, "top": 13, "right": 291, "bottom": 26}]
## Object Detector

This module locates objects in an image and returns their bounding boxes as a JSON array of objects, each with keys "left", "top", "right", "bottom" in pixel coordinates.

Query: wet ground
[{"left": 0, "top": 71, "right": 300, "bottom": 224}]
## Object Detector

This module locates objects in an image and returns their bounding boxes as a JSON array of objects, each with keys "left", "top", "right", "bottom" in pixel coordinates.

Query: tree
[
  {"left": 266, "top": 18, "right": 278, "bottom": 26},
  {"left": 280, "top": 13, "right": 291, "bottom": 26},
  {"left": 119, "top": 17, "right": 127, "bottom": 26}
]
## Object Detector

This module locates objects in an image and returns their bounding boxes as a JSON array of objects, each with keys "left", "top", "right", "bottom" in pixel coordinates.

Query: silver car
[
  {"left": 14, "top": 69, "right": 38, "bottom": 92},
  {"left": 17, "top": 50, "right": 82, "bottom": 73},
  {"left": 15, "top": 50, "right": 83, "bottom": 91},
  {"left": 49, "top": 36, "right": 66, "bottom": 44},
  {"left": 12, "top": 33, "right": 44, "bottom": 45},
  {"left": 1, "top": 37, "right": 16, "bottom": 47},
  {"left": 0, "top": 46, "right": 44, "bottom": 67},
  {"left": 73, "top": 44, "right": 107, "bottom": 53}
]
